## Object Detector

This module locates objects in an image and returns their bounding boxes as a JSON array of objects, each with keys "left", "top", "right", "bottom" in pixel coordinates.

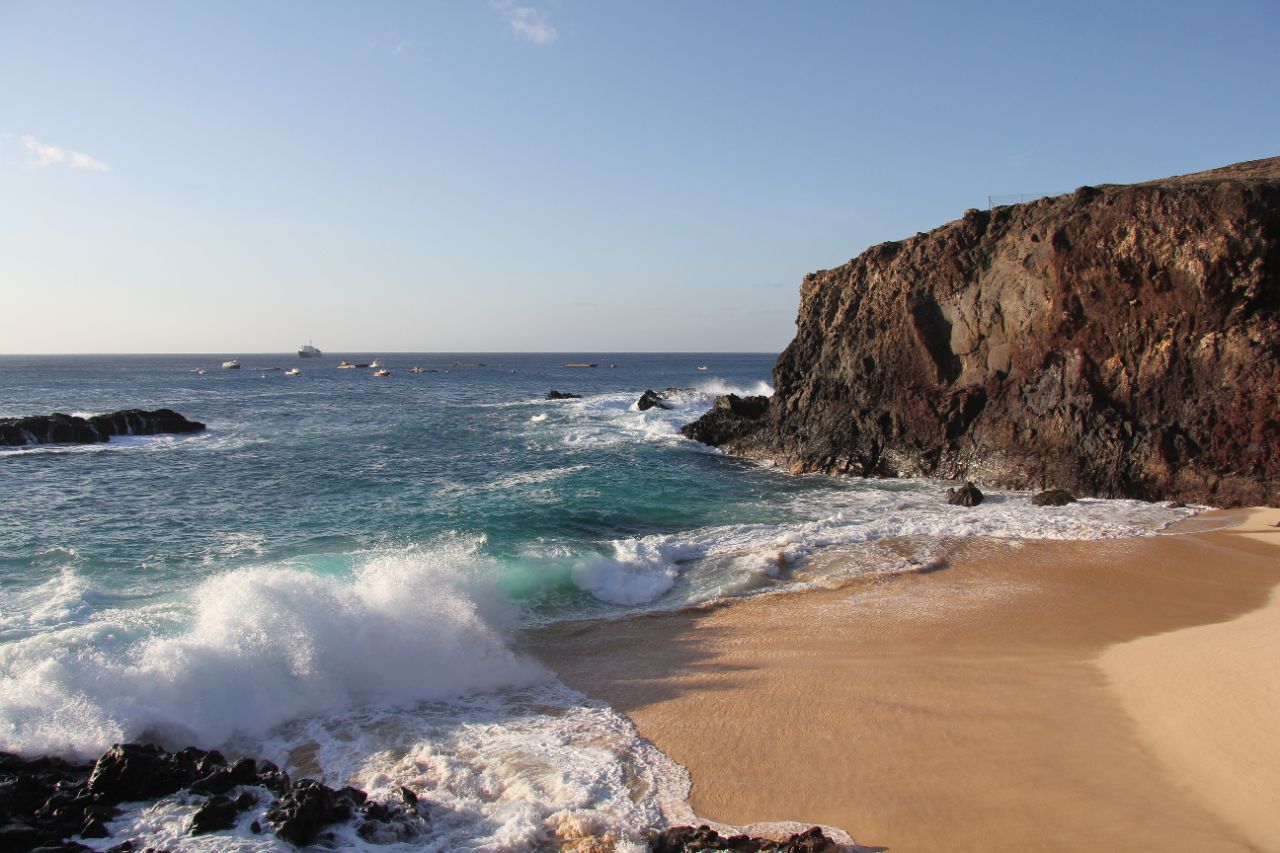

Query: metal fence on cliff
[{"left": 986, "top": 191, "right": 1066, "bottom": 208}]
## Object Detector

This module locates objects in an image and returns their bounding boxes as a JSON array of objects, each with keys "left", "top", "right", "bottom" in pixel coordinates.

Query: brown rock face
[{"left": 683, "top": 157, "right": 1280, "bottom": 506}]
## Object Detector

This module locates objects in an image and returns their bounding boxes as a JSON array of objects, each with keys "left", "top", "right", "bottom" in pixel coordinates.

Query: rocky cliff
[{"left": 683, "top": 157, "right": 1280, "bottom": 506}]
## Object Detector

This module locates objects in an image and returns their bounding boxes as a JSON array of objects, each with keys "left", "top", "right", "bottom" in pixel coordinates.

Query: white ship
[{"left": 221, "top": 359, "right": 240, "bottom": 369}]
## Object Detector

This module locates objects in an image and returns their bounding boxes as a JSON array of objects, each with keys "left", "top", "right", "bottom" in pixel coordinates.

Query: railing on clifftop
[{"left": 986, "top": 191, "right": 1067, "bottom": 209}]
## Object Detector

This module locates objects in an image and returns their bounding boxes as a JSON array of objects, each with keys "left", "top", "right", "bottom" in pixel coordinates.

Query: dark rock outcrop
[
  {"left": 0, "top": 409, "right": 205, "bottom": 447},
  {"left": 1032, "top": 489, "right": 1078, "bottom": 506},
  {"left": 263, "top": 779, "right": 365, "bottom": 847},
  {"left": 680, "top": 394, "right": 771, "bottom": 447},
  {"left": 0, "top": 743, "right": 427, "bottom": 850},
  {"left": 637, "top": 389, "right": 672, "bottom": 411},
  {"left": 546, "top": 390, "right": 582, "bottom": 400},
  {"left": 649, "top": 824, "right": 841, "bottom": 852},
  {"left": 682, "top": 158, "right": 1280, "bottom": 505},
  {"left": 945, "top": 482, "right": 984, "bottom": 506}
]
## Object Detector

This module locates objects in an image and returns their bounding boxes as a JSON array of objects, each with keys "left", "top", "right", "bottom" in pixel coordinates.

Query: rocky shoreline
[
  {"left": 680, "top": 157, "right": 1280, "bottom": 506},
  {"left": 0, "top": 410, "right": 205, "bottom": 447},
  {"left": 0, "top": 743, "right": 843, "bottom": 852}
]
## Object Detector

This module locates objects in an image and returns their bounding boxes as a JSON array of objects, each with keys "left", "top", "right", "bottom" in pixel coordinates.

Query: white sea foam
[
  {"left": 0, "top": 540, "right": 545, "bottom": 758},
  {"left": 73, "top": 684, "right": 685, "bottom": 852},
  {"left": 487, "top": 464, "right": 588, "bottom": 491},
  {"left": 566, "top": 484, "right": 1198, "bottom": 607}
]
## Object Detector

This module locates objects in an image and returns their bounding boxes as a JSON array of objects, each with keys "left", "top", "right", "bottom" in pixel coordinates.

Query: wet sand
[{"left": 523, "top": 508, "right": 1280, "bottom": 852}]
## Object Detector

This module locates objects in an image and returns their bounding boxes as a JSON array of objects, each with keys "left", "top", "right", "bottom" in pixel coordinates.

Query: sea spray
[{"left": 0, "top": 541, "right": 544, "bottom": 758}]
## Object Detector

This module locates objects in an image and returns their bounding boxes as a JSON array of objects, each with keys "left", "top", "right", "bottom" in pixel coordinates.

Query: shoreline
[{"left": 524, "top": 508, "right": 1280, "bottom": 851}]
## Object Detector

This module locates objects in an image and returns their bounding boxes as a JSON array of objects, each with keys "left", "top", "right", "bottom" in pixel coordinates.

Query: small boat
[
  {"left": 563, "top": 362, "right": 597, "bottom": 368},
  {"left": 285, "top": 368, "right": 302, "bottom": 376},
  {"left": 222, "top": 360, "right": 241, "bottom": 369},
  {"left": 191, "top": 368, "right": 206, "bottom": 375},
  {"left": 298, "top": 341, "right": 322, "bottom": 358},
  {"left": 370, "top": 359, "right": 383, "bottom": 368},
  {"left": 409, "top": 366, "right": 427, "bottom": 374},
  {"left": 337, "top": 360, "right": 356, "bottom": 369},
  {"left": 373, "top": 369, "right": 391, "bottom": 378},
  {"left": 697, "top": 365, "right": 708, "bottom": 371}
]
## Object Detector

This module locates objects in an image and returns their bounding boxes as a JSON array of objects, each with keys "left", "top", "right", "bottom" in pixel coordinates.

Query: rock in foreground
[
  {"left": 682, "top": 157, "right": 1280, "bottom": 505},
  {"left": 649, "top": 824, "right": 841, "bottom": 852},
  {"left": 0, "top": 743, "right": 425, "bottom": 850},
  {"left": 0, "top": 409, "right": 205, "bottom": 447}
]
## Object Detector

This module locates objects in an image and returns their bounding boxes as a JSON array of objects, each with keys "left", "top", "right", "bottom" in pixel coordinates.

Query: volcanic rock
[
  {"left": 0, "top": 409, "right": 206, "bottom": 447},
  {"left": 945, "top": 482, "right": 984, "bottom": 506},
  {"left": 1032, "top": 489, "right": 1077, "bottom": 506},
  {"left": 546, "top": 390, "right": 582, "bottom": 400},
  {"left": 680, "top": 157, "right": 1280, "bottom": 505},
  {"left": 637, "top": 389, "right": 672, "bottom": 411},
  {"left": 264, "top": 779, "right": 363, "bottom": 847},
  {"left": 648, "top": 824, "right": 840, "bottom": 852},
  {"left": 680, "top": 394, "right": 770, "bottom": 447}
]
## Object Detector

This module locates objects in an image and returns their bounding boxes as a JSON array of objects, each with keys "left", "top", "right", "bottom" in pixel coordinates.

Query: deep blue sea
[{"left": 0, "top": 353, "right": 1192, "bottom": 850}]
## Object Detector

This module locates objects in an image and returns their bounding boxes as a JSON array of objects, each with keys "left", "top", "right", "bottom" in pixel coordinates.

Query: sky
[{"left": 1, "top": 1, "right": 1277, "bottom": 354}]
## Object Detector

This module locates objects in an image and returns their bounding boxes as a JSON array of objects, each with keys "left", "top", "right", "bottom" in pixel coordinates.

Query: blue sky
[{"left": 2, "top": 1, "right": 1277, "bottom": 354}]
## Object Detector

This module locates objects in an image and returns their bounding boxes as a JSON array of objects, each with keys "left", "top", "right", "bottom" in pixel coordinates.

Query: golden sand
[{"left": 523, "top": 508, "right": 1280, "bottom": 852}]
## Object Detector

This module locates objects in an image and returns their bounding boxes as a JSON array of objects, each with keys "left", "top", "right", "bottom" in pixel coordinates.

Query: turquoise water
[{"left": 0, "top": 353, "right": 1193, "bottom": 850}]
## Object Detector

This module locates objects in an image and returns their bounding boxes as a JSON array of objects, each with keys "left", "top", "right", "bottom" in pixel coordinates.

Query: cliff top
[{"left": 1142, "top": 155, "right": 1280, "bottom": 186}]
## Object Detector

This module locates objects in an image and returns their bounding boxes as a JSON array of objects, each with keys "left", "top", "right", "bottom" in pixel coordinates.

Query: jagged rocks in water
[
  {"left": 1032, "top": 489, "right": 1077, "bottom": 506},
  {"left": 264, "top": 779, "right": 365, "bottom": 847},
  {"left": 945, "top": 482, "right": 984, "bottom": 507},
  {"left": 546, "top": 390, "right": 582, "bottom": 400},
  {"left": 0, "top": 409, "right": 206, "bottom": 447},
  {"left": 0, "top": 751, "right": 101, "bottom": 849},
  {"left": 636, "top": 389, "right": 672, "bottom": 411},
  {"left": 680, "top": 394, "right": 771, "bottom": 447},
  {"left": 648, "top": 824, "right": 840, "bottom": 852},
  {"left": 86, "top": 744, "right": 227, "bottom": 805},
  {"left": 679, "top": 157, "right": 1280, "bottom": 506},
  {"left": 189, "top": 792, "right": 255, "bottom": 835}
]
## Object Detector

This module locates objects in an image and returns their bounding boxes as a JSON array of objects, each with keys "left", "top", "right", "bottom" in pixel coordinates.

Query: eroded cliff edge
[{"left": 684, "top": 157, "right": 1280, "bottom": 505}]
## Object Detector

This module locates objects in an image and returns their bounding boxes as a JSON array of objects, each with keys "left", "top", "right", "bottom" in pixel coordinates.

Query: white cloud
[
  {"left": 22, "top": 134, "right": 109, "bottom": 171},
  {"left": 495, "top": 2, "right": 558, "bottom": 44},
  {"left": 69, "top": 150, "right": 110, "bottom": 171}
]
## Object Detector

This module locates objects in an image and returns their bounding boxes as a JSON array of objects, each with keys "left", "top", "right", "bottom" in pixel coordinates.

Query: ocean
[{"left": 0, "top": 353, "right": 1193, "bottom": 850}]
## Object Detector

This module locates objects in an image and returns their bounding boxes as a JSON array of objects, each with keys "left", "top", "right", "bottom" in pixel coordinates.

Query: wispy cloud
[
  {"left": 391, "top": 39, "right": 411, "bottom": 57},
  {"left": 23, "top": 135, "right": 109, "bottom": 171},
  {"left": 494, "top": 1, "right": 558, "bottom": 44}
]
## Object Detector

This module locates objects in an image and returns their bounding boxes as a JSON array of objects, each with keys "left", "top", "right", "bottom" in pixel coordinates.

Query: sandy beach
[{"left": 525, "top": 508, "right": 1280, "bottom": 852}]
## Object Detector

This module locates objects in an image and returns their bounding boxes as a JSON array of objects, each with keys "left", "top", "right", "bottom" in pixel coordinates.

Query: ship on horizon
[{"left": 298, "top": 340, "right": 322, "bottom": 358}]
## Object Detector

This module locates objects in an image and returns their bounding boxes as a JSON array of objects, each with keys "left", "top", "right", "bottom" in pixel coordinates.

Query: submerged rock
[
  {"left": 0, "top": 409, "right": 205, "bottom": 447},
  {"left": 945, "top": 482, "right": 984, "bottom": 507},
  {"left": 264, "top": 779, "right": 363, "bottom": 847},
  {"left": 1032, "top": 489, "right": 1077, "bottom": 506},
  {"left": 636, "top": 389, "right": 672, "bottom": 411},
  {"left": 680, "top": 157, "right": 1280, "bottom": 506}
]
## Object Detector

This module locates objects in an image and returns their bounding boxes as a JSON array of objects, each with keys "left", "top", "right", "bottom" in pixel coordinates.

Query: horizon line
[{"left": 0, "top": 350, "right": 783, "bottom": 357}]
